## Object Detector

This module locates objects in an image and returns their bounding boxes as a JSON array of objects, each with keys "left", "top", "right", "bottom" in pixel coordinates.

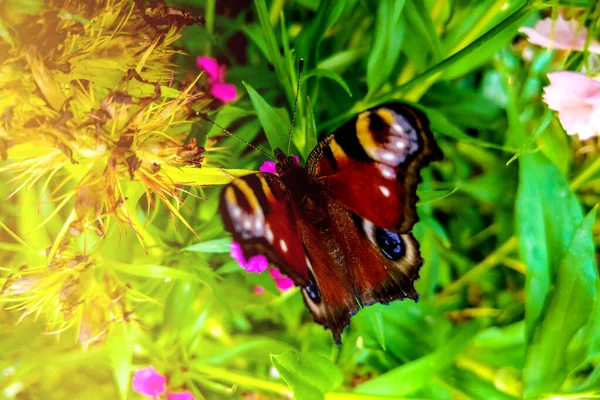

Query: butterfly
[{"left": 220, "top": 102, "right": 441, "bottom": 343}]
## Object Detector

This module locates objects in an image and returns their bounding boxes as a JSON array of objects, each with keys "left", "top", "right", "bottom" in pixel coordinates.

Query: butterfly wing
[
  {"left": 307, "top": 103, "right": 441, "bottom": 233},
  {"left": 220, "top": 173, "right": 309, "bottom": 282},
  {"left": 300, "top": 103, "right": 440, "bottom": 338},
  {"left": 220, "top": 172, "right": 359, "bottom": 343}
]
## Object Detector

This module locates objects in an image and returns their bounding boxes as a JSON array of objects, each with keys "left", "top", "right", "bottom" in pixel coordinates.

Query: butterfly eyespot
[
  {"left": 305, "top": 278, "right": 321, "bottom": 304},
  {"left": 375, "top": 227, "right": 404, "bottom": 261}
]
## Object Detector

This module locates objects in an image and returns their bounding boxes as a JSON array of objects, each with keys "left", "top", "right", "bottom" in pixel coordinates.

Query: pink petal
[
  {"left": 269, "top": 268, "right": 294, "bottom": 291},
  {"left": 274, "top": 276, "right": 294, "bottom": 291},
  {"left": 543, "top": 72, "right": 600, "bottom": 110},
  {"left": 210, "top": 82, "right": 237, "bottom": 103},
  {"left": 229, "top": 242, "right": 245, "bottom": 265},
  {"left": 259, "top": 161, "right": 278, "bottom": 174},
  {"left": 167, "top": 391, "right": 196, "bottom": 400},
  {"left": 196, "top": 56, "right": 221, "bottom": 82},
  {"left": 519, "top": 15, "right": 598, "bottom": 52},
  {"left": 253, "top": 286, "right": 265, "bottom": 295},
  {"left": 245, "top": 254, "right": 269, "bottom": 273},
  {"left": 543, "top": 72, "right": 600, "bottom": 139},
  {"left": 132, "top": 367, "right": 166, "bottom": 396},
  {"left": 230, "top": 242, "right": 268, "bottom": 274}
]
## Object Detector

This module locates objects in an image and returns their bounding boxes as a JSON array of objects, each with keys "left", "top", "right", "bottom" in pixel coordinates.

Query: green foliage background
[{"left": 1, "top": 0, "right": 600, "bottom": 399}]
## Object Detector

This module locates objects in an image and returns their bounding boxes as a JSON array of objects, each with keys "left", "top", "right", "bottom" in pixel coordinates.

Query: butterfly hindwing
[{"left": 307, "top": 103, "right": 441, "bottom": 233}]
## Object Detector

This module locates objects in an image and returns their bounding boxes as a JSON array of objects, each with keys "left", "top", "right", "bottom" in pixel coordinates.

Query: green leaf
[
  {"left": 417, "top": 188, "right": 457, "bottom": 205},
  {"left": 302, "top": 69, "right": 353, "bottom": 97},
  {"left": 317, "top": 47, "right": 370, "bottom": 74},
  {"left": 162, "top": 165, "right": 255, "bottom": 185},
  {"left": 272, "top": 351, "right": 343, "bottom": 400},
  {"left": 304, "top": 97, "right": 319, "bottom": 157},
  {"left": 444, "top": 2, "right": 531, "bottom": 80},
  {"left": 294, "top": 0, "right": 346, "bottom": 67},
  {"left": 184, "top": 238, "right": 232, "bottom": 253},
  {"left": 107, "top": 324, "right": 133, "bottom": 400},
  {"left": 366, "top": 0, "right": 406, "bottom": 95},
  {"left": 523, "top": 208, "right": 598, "bottom": 398},
  {"left": 111, "top": 261, "right": 197, "bottom": 280},
  {"left": 516, "top": 152, "right": 583, "bottom": 337},
  {"left": 355, "top": 322, "right": 480, "bottom": 396},
  {"left": 243, "top": 81, "right": 289, "bottom": 152},
  {"left": 425, "top": 107, "right": 517, "bottom": 152},
  {"left": 253, "top": 0, "right": 294, "bottom": 102}
]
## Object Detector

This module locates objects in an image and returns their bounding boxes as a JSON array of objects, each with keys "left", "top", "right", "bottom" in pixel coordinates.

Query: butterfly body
[{"left": 220, "top": 103, "right": 441, "bottom": 343}]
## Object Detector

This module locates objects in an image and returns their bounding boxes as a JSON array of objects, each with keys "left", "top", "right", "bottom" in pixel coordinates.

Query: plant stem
[
  {"left": 439, "top": 236, "right": 519, "bottom": 296},
  {"left": 570, "top": 156, "right": 600, "bottom": 190}
]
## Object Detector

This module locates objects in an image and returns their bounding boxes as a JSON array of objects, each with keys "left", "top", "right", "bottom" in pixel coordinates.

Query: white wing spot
[
  {"left": 243, "top": 219, "right": 252, "bottom": 231},
  {"left": 255, "top": 219, "right": 263, "bottom": 231},
  {"left": 279, "top": 239, "right": 288, "bottom": 253},
  {"left": 265, "top": 224, "right": 274, "bottom": 243},
  {"left": 377, "top": 164, "right": 396, "bottom": 179},
  {"left": 232, "top": 206, "right": 242, "bottom": 219},
  {"left": 379, "top": 186, "right": 391, "bottom": 197},
  {"left": 391, "top": 123, "right": 404, "bottom": 134},
  {"left": 381, "top": 151, "right": 397, "bottom": 163},
  {"left": 395, "top": 140, "right": 406, "bottom": 150}
]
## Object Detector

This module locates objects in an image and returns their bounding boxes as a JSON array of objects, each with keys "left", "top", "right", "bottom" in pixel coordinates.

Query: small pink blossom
[
  {"left": 253, "top": 285, "right": 265, "bottom": 295},
  {"left": 196, "top": 56, "right": 237, "bottom": 103},
  {"left": 230, "top": 242, "right": 268, "bottom": 273},
  {"left": 259, "top": 156, "right": 299, "bottom": 174},
  {"left": 132, "top": 367, "right": 166, "bottom": 396},
  {"left": 519, "top": 15, "right": 600, "bottom": 53},
  {"left": 167, "top": 391, "right": 196, "bottom": 400},
  {"left": 543, "top": 71, "right": 600, "bottom": 140},
  {"left": 269, "top": 268, "right": 294, "bottom": 291}
]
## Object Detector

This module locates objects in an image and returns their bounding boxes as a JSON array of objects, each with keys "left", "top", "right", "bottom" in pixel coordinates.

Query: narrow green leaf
[
  {"left": 243, "top": 82, "right": 289, "bottom": 152},
  {"left": 303, "top": 69, "right": 353, "bottom": 97},
  {"left": 162, "top": 165, "right": 255, "bottom": 186},
  {"left": 184, "top": 238, "right": 232, "bottom": 253},
  {"left": 111, "top": 262, "right": 197, "bottom": 280},
  {"left": 516, "top": 152, "right": 583, "bottom": 338},
  {"left": 253, "top": 0, "right": 293, "bottom": 103},
  {"left": 294, "top": 0, "right": 346, "bottom": 67},
  {"left": 272, "top": 351, "right": 343, "bottom": 400},
  {"left": 304, "top": 97, "right": 319, "bottom": 157},
  {"left": 426, "top": 107, "right": 518, "bottom": 152},
  {"left": 417, "top": 188, "right": 457, "bottom": 205},
  {"left": 355, "top": 322, "right": 480, "bottom": 396},
  {"left": 523, "top": 208, "right": 598, "bottom": 398},
  {"left": 108, "top": 324, "right": 133, "bottom": 400},
  {"left": 366, "top": 0, "right": 406, "bottom": 95}
]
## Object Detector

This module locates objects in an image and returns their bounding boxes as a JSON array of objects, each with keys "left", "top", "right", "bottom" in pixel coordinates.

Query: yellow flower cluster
[{"left": 0, "top": 0, "right": 210, "bottom": 343}]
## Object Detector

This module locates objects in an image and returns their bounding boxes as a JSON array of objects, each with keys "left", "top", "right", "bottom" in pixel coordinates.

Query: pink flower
[
  {"left": 269, "top": 268, "right": 294, "bottom": 291},
  {"left": 253, "top": 286, "right": 265, "bottom": 295},
  {"left": 167, "top": 392, "right": 196, "bottom": 400},
  {"left": 196, "top": 56, "right": 237, "bottom": 102},
  {"left": 519, "top": 15, "right": 600, "bottom": 53},
  {"left": 132, "top": 367, "right": 166, "bottom": 396},
  {"left": 259, "top": 156, "right": 299, "bottom": 174},
  {"left": 230, "top": 242, "right": 268, "bottom": 273},
  {"left": 543, "top": 71, "right": 600, "bottom": 140}
]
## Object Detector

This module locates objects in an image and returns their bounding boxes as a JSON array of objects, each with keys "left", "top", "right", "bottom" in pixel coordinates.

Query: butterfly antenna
[
  {"left": 287, "top": 58, "right": 304, "bottom": 155},
  {"left": 197, "top": 112, "right": 276, "bottom": 160}
]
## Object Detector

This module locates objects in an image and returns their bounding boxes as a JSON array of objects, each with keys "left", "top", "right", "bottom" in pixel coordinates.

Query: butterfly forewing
[
  {"left": 219, "top": 173, "right": 309, "bottom": 283},
  {"left": 307, "top": 103, "right": 441, "bottom": 233}
]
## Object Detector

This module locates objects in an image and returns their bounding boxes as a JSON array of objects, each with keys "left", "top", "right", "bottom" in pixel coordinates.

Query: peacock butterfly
[{"left": 219, "top": 103, "right": 441, "bottom": 343}]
